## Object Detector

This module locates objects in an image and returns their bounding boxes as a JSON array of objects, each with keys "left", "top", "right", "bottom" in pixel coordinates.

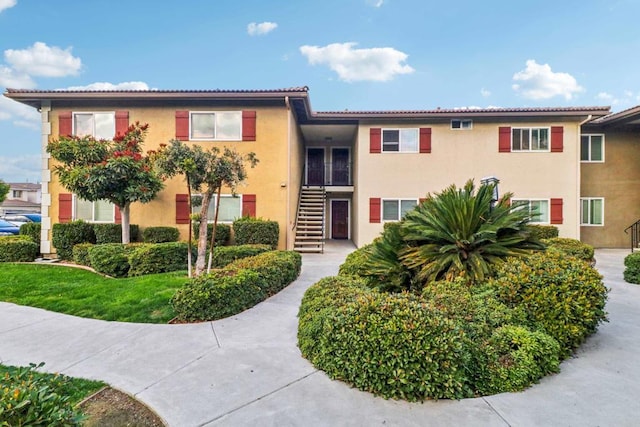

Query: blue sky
[{"left": 0, "top": 0, "right": 639, "bottom": 182}]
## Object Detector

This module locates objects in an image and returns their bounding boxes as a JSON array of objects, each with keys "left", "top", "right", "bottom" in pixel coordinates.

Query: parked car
[
  {"left": 0, "top": 219, "right": 20, "bottom": 235},
  {"left": 1, "top": 213, "right": 41, "bottom": 226},
  {"left": 21, "top": 213, "right": 41, "bottom": 222}
]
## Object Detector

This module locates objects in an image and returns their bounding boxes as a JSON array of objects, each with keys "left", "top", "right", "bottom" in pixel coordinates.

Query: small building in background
[{"left": 1, "top": 182, "right": 41, "bottom": 215}]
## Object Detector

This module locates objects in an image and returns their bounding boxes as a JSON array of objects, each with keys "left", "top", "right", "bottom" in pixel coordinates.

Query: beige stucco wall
[
  {"left": 287, "top": 108, "right": 304, "bottom": 249},
  {"left": 581, "top": 131, "right": 640, "bottom": 248},
  {"left": 47, "top": 104, "right": 292, "bottom": 252},
  {"left": 354, "top": 120, "right": 583, "bottom": 247}
]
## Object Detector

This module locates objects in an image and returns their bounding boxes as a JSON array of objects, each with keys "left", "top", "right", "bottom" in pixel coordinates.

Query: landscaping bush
[
  {"left": 19, "top": 222, "right": 41, "bottom": 244},
  {"left": 0, "top": 235, "right": 39, "bottom": 262},
  {"left": 233, "top": 217, "right": 279, "bottom": 248},
  {"left": 93, "top": 223, "right": 140, "bottom": 244},
  {"left": 171, "top": 269, "right": 264, "bottom": 322},
  {"left": 142, "top": 226, "right": 180, "bottom": 243},
  {"left": 52, "top": 221, "right": 95, "bottom": 260},
  {"left": 488, "top": 250, "right": 608, "bottom": 358},
  {"left": 527, "top": 224, "right": 559, "bottom": 239},
  {"left": 543, "top": 237, "right": 594, "bottom": 262},
  {"left": 72, "top": 243, "right": 94, "bottom": 266},
  {"left": 88, "top": 243, "right": 130, "bottom": 278},
  {"left": 193, "top": 222, "right": 231, "bottom": 247},
  {"left": 210, "top": 244, "right": 272, "bottom": 269},
  {"left": 0, "top": 363, "right": 84, "bottom": 426},
  {"left": 128, "top": 242, "right": 191, "bottom": 276},
  {"left": 226, "top": 250, "right": 301, "bottom": 296},
  {"left": 624, "top": 252, "right": 640, "bottom": 284}
]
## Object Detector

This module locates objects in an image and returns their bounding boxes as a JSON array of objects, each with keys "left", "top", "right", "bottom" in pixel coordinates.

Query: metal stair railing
[{"left": 624, "top": 219, "right": 640, "bottom": 252}]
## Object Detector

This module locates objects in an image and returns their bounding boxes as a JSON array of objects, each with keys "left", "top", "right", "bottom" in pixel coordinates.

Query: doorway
[
  {"left": 331, "top": 148, "right": 350, "bottom": 186},
  {"left": 331, "top": 199, "right": 349, "bottom": 239},
  {"left": 307, "top": 148, "right": 325, "bottom": 186}
]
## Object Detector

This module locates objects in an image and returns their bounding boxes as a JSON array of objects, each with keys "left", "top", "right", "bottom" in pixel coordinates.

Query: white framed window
[
  {"left": 193, "top": 194, "right": 243, "bottom": 223},
  {"left": 512, "top": 127, "right": 550, "bottom": 152},
  {"left": 382, "top": 199, "right": 418, "bottom": 221},
  {"left": 12, "top": 190, "right": 22, "bottom": 198},
  {"left": 190, "top": 111, "right": 242, "bottom": 141},
  {"left": 74, "top": 196, "right": 115, "bottom": 223},
  {"left": 73, "top": 112, "right": 115, "bottom": 140},
  {"left": 512, "top": 199, "right": 549, "bottom": 224},
  {"left": 451, "top": 119, "right": 473, "bottom": 130},
  {"left": 581, "top": 198, "right": 604, "bottom": 226},
  {"left": 382, "top": 128, "right": 419, "bottom": 153},
  {"left": 581, "top": 134, "right": 605, "bottom": 162}
]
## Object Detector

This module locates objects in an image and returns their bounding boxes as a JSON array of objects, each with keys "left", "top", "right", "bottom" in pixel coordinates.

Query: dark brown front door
[
  {"left": 307, "top": 148, "right": 325, "bottom": 186},
  {"left": 332, "top": 148, "right": 350, "bottom": 185},
  {"left": 331, "top": 200, "right": 349, "bottom": 239}
]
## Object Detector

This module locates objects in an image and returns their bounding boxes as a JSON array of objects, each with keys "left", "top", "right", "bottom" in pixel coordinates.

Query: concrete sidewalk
[{"left": 1, "top": 245, "right": 639, "bottom": 426}]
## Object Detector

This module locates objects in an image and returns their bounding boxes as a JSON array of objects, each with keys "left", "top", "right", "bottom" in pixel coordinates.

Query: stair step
[
  {"left": 294, "top": 247, "right": 324, "bottom": 253},
  {"left": 294, "top": 240, "right": 324, "bottom": 246}
]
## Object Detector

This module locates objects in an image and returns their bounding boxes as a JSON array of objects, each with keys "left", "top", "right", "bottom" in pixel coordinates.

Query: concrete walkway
[{"left": 1, "top": 245, "right": 639, "bottom": 426}]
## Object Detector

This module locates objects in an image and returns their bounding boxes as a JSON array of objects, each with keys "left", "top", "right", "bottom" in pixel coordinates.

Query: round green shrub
[
  {"left": 88, "top": 243, "right": 130, "bottom": 277},
  {"left": 171, "top": 269, "right": 264, "bottom": 321},
  {"left": 193, "top": 222, "right": 231, "bottom": 247},
  {"left": 527, "top": 225, "right": 559, "bottom": 239},
  {"left": 52, "top": 220, "right": 95, "bottom": 260},
  {"left": 226, "top": 250, "right": 301, "bottom": 296},
  {"left": 0, "top": 236, "right": 39, "bottom": 262},
  {"left": 488, "top": 250, "right": 608, "bottom": 358},
  {"left": 542, "top": 237, "right": 594, "bottom": 262},
  {"left": 623, "top": 252, "right": 640, "bottom": 284},
  {"left": 19, "top": 222, "right": 41, "bottom": 244},
  {"left": 210, "top": 244, "right": 272, "bottom": 268},
  {"left": 338, "top": 244, "right": 373, "bottom": 279},
  {"left": 72, "top": 243, "right": 94, "bottom": 266},
  {"left": 142, "top": 226, "right": 180, "bottom": 243},
  {"left": 128, "top": 242, "right": 191, "bottom": 276},
  {"left": 233, "top": 218, "right": 279, "bottom": 248},
  {"left": 93, "top": 223, "right": 140, "bottom": 244}
]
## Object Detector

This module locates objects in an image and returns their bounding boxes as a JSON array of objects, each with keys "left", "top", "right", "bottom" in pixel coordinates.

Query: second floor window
[
  {"left": 190, "top": 112, "right": 242, "bottom": 140},
  {"left": 512, "top": 128, "right": 549, "bottom": 151},
  {"left": 382, "top": 129, "right": 419, "bottom": 153},
  {"left": 73, "top": 112, "right": 115, "bottom": 139},
  {"left": 581, "top": 134, "right": 604, "bottom": 162}
]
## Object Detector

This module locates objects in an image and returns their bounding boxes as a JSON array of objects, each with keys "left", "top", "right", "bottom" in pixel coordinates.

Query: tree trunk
[
  {"left": 121, "top": 203, "right": 131, "bottom": 244},
  {"left": 194, "top": 191, "right": 213, "bottom": 276},
  {"left": 206, "top": 186, "right": 222, "bottom": 274},
  {"left": 186, "top": 177, "right": 193, "bottom": 278}
]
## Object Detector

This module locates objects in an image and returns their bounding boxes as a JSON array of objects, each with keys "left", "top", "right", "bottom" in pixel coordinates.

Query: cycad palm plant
[{"left": 400, "top": 180, "right": 544, "bottom": 284}]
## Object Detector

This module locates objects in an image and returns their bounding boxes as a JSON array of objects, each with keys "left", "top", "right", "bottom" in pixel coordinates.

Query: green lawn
[{"left": 0, "top": 264, "right": 187, "bottom": 323}]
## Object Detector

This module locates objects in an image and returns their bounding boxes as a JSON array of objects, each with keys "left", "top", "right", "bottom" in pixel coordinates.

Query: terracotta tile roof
[
  {"left": 315, "top": 106, "right": 611, "bottom": 116},
  {"left": 588, "top": 105, "right": 640, "bottom": 124},
  {"left": 4, "top": 87, "right": 309, "bottom": 94},
  {"left": 8, "top": 182, "right": 40, "bottom": 191}
]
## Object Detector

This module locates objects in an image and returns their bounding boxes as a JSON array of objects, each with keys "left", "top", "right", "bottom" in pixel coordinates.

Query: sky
[{"left": 0, "top": 0, "right": 639, "bottom": 182}]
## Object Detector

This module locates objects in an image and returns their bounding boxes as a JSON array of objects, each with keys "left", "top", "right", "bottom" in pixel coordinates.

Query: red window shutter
[
  {"left": 419, "top": 198, "right": 427, "bottom": 205},
  {"left": 115, "top": 111, "right": 129, "bottom": 137},
  {"left": 59, "top": 193, "right": 73, "bottom": 223},
  {"left": 114, "top": 205, "right": 122, "bottom": 224},
  {"left": 419, "top": 128, "right": 432, "bottom": 153},
  {"left": 370, "top": 128, "right": 381, "bottom": 153},
  {"left": 242, "top": 111, "right": 257, "bottom": 141},
  {"left": 242, "top": 194, "right": 256, "bottom": 217},
  {"left": 551, "top": 126, "right": 564, "bottom": 152},
  {"left": 59, "top": 112, "right": 72, "bottom": 137},
  {"left": 175, "top": 111, "right": 190, "bottom": 141},
  {"left": 550, "top": 198, "right": 563, "bottom": 224},
  {"left": 176, "top": 194, "right": 190, "bottom": 224},
  {"left": 499, "top": 127, "right": 511, "bottom": 152},
  {"left": 369, "top": 198, "right": 381, "bottom": 223}
]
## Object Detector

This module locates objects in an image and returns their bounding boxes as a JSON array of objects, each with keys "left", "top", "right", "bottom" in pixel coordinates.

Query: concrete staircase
[{"left": 294, "top": 187, "right": 325, "bottom": 253}]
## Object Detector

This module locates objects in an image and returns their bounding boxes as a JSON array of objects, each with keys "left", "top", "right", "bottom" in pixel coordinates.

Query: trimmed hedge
[
  {"left": 171, "top": 250, "right": 301, "bottom": 321},
  {"left": 93, "top": 223, "right": 140, "bottom": 244},
  {"left": 488, "top": 250, "right": 607, "bottom": 358},
  {"left": 72, "top": 243, "right": 94, "bottom": 266},
  {"left": 87, "top": 243, "right": 131, "bottom": 278},
  {"left": 128, "top": 242, "right": 191, "bottom": 276},
  {"left": 19, "top": 222, "right": 41, "bottom": 244},
  {"left": 543, "top": 237, "right": 595, "bottom": 262},
  {"left": 142, "top": 226, "right": 180, "bottom": 243},
  {"left": 527, "top": 225, "right": 559, "bottom": 239},
  {"left": 52, "top": 221, "right": 95, "bottom": 260},
  {"left": 623, "top": 252, "right": 640, "bottom": 284},
  {"left": 210, "top": 244, "right": 272, "bottom": 269},
  {"left": 233, "top": 218, "right": 279, "bottom": 248},
  {"left": 0, "top": 235, "right": 39, "bottom": 262},
  {"left": 192, "top": 222, "right": 231, "bottom": 247}
]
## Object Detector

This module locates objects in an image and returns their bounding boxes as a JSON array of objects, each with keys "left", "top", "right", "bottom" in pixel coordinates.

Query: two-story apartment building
[
  {"left": 0, "top": 182, "right": 41, "bottom": 215},
  {"left": 4, "top": 86, "right": 638, "bottom": 255}
]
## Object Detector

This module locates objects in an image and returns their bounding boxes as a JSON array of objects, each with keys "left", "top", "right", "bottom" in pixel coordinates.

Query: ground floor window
[
  {"left": 581, "top": 198, "right": 604, "bottom": 225},
  {"left": 193, "top": 194, "right": 242, "bottom": 223},
  {"left": 75, "top": 197, "right": 114, "bottom": 222},
  {"left": 512, "top": 199, "right": 549, "bottom": 223},
  {"left": 382, "top": 199, "right": 418, "bottom": 221}
]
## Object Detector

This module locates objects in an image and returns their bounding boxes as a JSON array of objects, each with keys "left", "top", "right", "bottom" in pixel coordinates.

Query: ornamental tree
[
  {"left": 47, "top": 122, "right": 165, "bottom": 243},
  {"left": 156, "top": 140, "right": 258, "bottom": 276},
  {"left": 0, "top": 179, "right": 9, "bottom": 203}
]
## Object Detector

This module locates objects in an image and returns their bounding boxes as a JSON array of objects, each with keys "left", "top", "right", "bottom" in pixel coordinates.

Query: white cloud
[
  {"left": 0, "top": 95, "right": 39, "bottom": 128},
  {"left": 299, "top": 42, "right": 414, "bottom": 82},
  {"left": 4, "top": 42, "right": 81, "bottom": 77},
  {"left": 596, "top": 92, "right": 616, "bottom": 103},
  {"left": 480, "top": 88, "right": 491, "bottom": 97},
  {"left": 366, "top": 0, "right": 384, "bottom": 7},
  {"left": 0, "top": 0, "right": 16, "bottom": 13},
  {"left": 0, "top": 154, "right": 41, "bottom": 183},
  {"left": 63, "top": 81, "right": 150, "bottom": 91},
  {"left": 595, "top": 90, "right": 640, "bottom": 106},
  {"left": 512, "top": 60, "right": 584, "bottom": 100},
  {"left": 247, "top": 22, "right": 278, "bottom": 36},
  {"left": 0, "top": 65, "right": 35, "bottom": 88}
]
